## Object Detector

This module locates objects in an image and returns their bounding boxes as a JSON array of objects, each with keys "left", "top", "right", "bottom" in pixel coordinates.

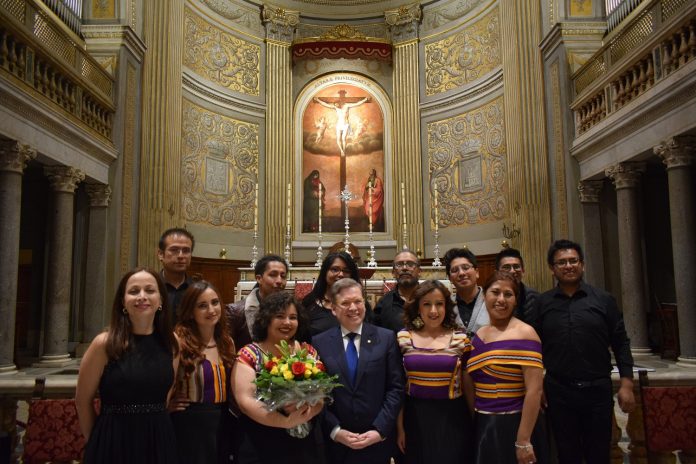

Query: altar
[{"left": 234, "top": 266, "right": 453, "bottom": 307}]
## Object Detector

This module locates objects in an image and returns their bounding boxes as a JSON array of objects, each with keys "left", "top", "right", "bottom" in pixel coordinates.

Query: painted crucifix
[{"left": 312, "top": 90, "right": 372, "bottom": 189}]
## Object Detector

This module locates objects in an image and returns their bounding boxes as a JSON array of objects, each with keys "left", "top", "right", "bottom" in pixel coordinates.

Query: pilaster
[
  {"left": 0, "top": 140, "right": 36, "bottom": 372},
  {"left": 578, "top": 180, "right": 606, "bottom": 288},
  {"left": 606, "top": 162, "right": 652, "bottom": 356},
  {"left": 138, "top": 0, "right": 184, "bottom": 267},
  {"left": 263, "top": 4, "right": 298, "bottom": 254},
  {"left": 500, "top": 0, "right": 553, "bottom": 291},
  {"left": 654, "top": 135, "right": 696, "bottom": 366},
  {"left": 39, "top": 166, "right": 85, "bottom": 366},
  {"left": 386, "top": 3, "right": 424, "bottom": 254}
]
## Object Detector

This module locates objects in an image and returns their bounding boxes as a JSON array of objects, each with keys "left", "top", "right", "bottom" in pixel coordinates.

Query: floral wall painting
[{"left": 298, "top": 76, "right": 389, "bottom": 235}]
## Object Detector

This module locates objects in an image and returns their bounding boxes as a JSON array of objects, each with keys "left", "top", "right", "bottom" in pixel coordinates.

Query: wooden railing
[
  {"left": 571, "top": 0, "right": 696, "bottom": 137},
  {"left": 0, "top": 0, "right": 114, "bottom": 140}
]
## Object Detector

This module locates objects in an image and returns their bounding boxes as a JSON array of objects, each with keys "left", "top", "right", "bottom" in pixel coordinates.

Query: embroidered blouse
[
  {"left": 398, "top": 330, "right": 472, "bottom": 400},
  {"left": 466, "top": 337, "right": 543, "bottom": 413},
  {"left": 178, "top": 358, "right": 230, "bottom": 404}
]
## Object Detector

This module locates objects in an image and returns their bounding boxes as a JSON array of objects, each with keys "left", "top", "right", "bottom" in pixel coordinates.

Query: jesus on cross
[{"left": 313, "top": 90, "right": 371, "bottom": 157}]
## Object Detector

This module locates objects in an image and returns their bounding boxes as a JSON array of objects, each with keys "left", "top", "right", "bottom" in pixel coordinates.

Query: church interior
[{"left": 0, "top": 0, "right": 695, "bottom": 460}]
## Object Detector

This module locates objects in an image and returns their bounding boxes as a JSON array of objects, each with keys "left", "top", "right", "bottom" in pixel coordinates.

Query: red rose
[
  {"left": 291, "top": 361, "right": 306, "bottom": 376},
  {"left": 316, "top": 361, "right": 326, "bottom": 372},
  {"left": 264, "top": 360, "right": 277, "bottom": 371}
]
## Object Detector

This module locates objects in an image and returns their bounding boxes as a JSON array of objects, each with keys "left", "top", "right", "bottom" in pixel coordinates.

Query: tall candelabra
[
  {"left": 250, "top": 230, "right": 259, "bottom": 268},
  {"left": 284, "top": 227, "right": 293, "bottom": 267},
  {"left": 338, "top": 185, "right": 355, "bottom": 257},
  {"left": 432, "top": 229, "right": 442, "bottom": 267},
  {"left": 315, "top": 229, "right": 324, "bottom": 267}
]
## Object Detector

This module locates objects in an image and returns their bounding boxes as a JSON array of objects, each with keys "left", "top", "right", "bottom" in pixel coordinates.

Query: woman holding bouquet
[
  {"left": 232, "top": 291, "right": 324, "bottom": 464},
  {"left": 169, "top": 280, "right": 237, "bottom": 464},
  {"left": 396, "top": 280, "right": 474, "bottom": 463}
]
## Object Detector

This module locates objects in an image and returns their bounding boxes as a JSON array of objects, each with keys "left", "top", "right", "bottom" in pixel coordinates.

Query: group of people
[{"left": 75, "top": 227, "right": 636, "bottom": 464}]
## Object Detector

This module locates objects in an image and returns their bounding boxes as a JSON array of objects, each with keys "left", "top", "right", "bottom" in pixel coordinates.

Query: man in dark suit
[{"left": 313, "top": 278, "right": 404, "bottom": 464}]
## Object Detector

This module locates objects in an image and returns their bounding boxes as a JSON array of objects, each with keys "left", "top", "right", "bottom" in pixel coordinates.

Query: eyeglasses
[
  {"left": 335, "top": 299, "right": 365, "bottom": 310},
  {"left": 449, "top": 264, "right": 475, "bottom": 274},
  {"left": 329, "top": 266, "right": 349, "bottom": 274},
  {"left": 166, "top": 246, "right": 192, "bottom": 256},
  {"left": 394, "top": 261, "right": 418, "bottom": 270},
  {"left": 554, "top": 258, "right": 581, "bottom": 267},
  {"left": 500, "top": 264, "right": 523, "bottom": 271}
]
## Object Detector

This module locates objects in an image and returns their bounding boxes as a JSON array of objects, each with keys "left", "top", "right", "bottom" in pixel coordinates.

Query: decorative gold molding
[
  {"left": 427, "top": 96, "right": 507, "bottom": 228},
  {"left": 319, "top": 24, "right": 368, "bottom": 41},
  {"left": 424, "top": 7, "right": 501, "bottom": 96},
  {"left": 181, "top": 99, "right": 260, "bottom": 228},
  {"left": 184, "top": 7, "right": 261, "bottom": 96},
  {"left": 120, "top": 63, "right": 136, "bottom": 275},
  {"left": 550, "top": 61, "right": 568, "bottom": 237}
]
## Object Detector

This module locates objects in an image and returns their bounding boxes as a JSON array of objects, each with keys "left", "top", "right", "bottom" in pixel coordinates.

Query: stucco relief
[
  {"left": 182, "top": 99, "right": 259, "bottom": 228},
  {"left": 427, "top": 96, "right": 506, "bottom": 227},
  {"left": 184, "top": 7, "right": 261, "bottom": 96},
  {"left": 200, "top": 0, "right": 262, "bottom": 32},
  {"left": 422, "top": 0, "right": 481, "bottom": 31},
  {"left": 424, "top": 7, "right": 501, "bottom": 96}
]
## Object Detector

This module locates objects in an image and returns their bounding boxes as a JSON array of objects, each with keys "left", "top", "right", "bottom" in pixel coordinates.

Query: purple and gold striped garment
[
  {"left": 398, "top": 330, "right": 472, "bottom": 400},
  {"left": 179, "top": 358, "right": 230, "bottom": 404},
  {"left": 466, "top": 337, "right": 543, "bottom": 414}
]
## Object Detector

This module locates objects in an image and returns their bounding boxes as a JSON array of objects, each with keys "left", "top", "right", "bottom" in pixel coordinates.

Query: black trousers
[{"left": 544, "top": 375, "right": 613, "bottom": 464}]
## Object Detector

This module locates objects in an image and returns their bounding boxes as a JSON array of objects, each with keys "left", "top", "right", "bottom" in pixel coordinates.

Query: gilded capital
[
  {"left": 262, "top": 4, "right": 299, "bottom": 43},
  {"left": 86, "top": 184, "right": 112, "bottom": 207},
  {"left": 605, "top": 163, "right": 645, "bottom": 190},
  {"left": 654, "top": 135, "right": 696, "bottom": 169},
  {"left": 577, "top": 180, "right": 604, "bottom": 203},
  {"left": 0, "top": 140, "right": 37, "bottom": 174},
  {"left": 44, "top": 166, "right": 86, "bottom": 193},
  {"left": 385, "top": 3, "right": 421, "bottom": 44}
]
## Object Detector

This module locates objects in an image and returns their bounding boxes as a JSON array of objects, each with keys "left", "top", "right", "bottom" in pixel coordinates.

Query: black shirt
[
  {"left": 515, "top": 283, "right": 539, "bottom": 323},
  {"left": 455, "top": 289, "right": 479, "bottom": 328},
  {"left": 163, "top": 273, "right": 192, "bottom": 324},
  {"left": 531, "top": 281, "right": 634, "bottom": 380},
  {"left": 374, "top": 287, "right": 407, "bottom": 333}
]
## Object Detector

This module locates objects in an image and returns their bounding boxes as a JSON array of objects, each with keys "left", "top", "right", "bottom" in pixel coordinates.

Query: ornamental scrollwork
[
  {"left": 424, "top": 7, "right": 501, "bottom": 96},
  {"left": 184, "top": 8, "right": 261, "bottom": 96},
  {"left": 182, "top": 100, "right": 260, "bottom": 228},
  {"left": 427, "top": 97, "right": 507, "bottom": 227}
]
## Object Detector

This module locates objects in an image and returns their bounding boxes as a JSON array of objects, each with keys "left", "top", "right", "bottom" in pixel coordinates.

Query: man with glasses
[
  {"left": 157, "top": 227, "right": 195, "bottom": 322},
  {"left": 443, "top": 247, "right": 489, "bottom": 335},
  {"left": 494, "top": 247, "right": 538, "bottom": 322},
  {"left": 531, "top": 239, "right": 635, "bottom": 464},
  {"left": 374, "top": 250, "right": 420, "bottom": 332},
  {"left": 313, "top": 278, "right": 404, "bottom": 464}
]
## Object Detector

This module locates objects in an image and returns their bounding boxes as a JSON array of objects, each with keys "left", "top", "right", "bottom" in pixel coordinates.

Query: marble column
[
  {"left": 386, "top": 4, "right": 424, "bottom": 254},
  {"left": 262, "top": 4, "right": 298, "bottom": 255},
  {"left": 606, "top": 163, "right": 651, "bottom": 356},
  {"left": 83, "top": 184, "right": 112, "bottom": 345},
  {"left": 654, "top": 136, "right": 696, "bottom": 366},
  {"left": 39, "top": 166, "right": 85, "bottom": 366},
  {"left": 578, "top": 180, "right": 606, "bottom": 288},
  {"left": 0, "top": 140, "right": 36, "bottom": 373}
]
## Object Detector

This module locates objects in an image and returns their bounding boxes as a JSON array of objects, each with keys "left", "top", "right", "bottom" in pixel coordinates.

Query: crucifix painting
[{"left": 301, "top": 83, "right": 385, "bottom": 234}]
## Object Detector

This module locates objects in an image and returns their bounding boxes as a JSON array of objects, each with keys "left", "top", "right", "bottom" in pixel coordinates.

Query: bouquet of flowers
[{"left": 254, "top": 340, "right": 341, "bottom": 438}]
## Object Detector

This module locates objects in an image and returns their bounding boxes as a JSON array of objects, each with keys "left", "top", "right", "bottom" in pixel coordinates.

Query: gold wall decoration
[
  {"left": 569, "top": 0, "right": 592, "bottom": 17},
  {"left": 182, "top": 99, "right": 259, "bottom": 228},
  {"left": 427, "top": 96, "right": 507, "bottom": 227},
  {"left": 92, "top": 0, "right": 116, "bottom": 19},
  {"left": 120, "top": 63, "right": 137, "bottom": 274},
  {"left": 550, "top": 61, "right": 568, "bottom": 237},
  {"left": 422, "top": 0, "right": 482, "bottom": 31},
  {"left": 424, "top": 7, "right": 501, "bottom": 96},
  {"left": 95, "top": 55, "right": 118, "bottom": 76},
  {"left": 184, "top": 7, "right": 261, "bottom": 96}
]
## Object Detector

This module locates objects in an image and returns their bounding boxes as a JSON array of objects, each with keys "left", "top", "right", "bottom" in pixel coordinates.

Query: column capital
[
  {"left": 86, "top": 184, "right": 112, "bottom": 207},
  {"left": 385, "top": 3, "right": 421, "bottom": 44},
  {"left": 44, "top": 166, "right": 85, "bottom": 193},
  {"left": 0, "top": 140, "right": 37, "bottom": 174},
  {"left": 606, "top": 162, "right": 645, "bottom": 190},
  {"left": 262, "top": 4, "right": 299, "bottom": 44},
  {"left": 654, "top": 135, "right": 696, "bottom": 169},
  {"left": 577, "top": 180, "right": 604, "bottom": 203}
]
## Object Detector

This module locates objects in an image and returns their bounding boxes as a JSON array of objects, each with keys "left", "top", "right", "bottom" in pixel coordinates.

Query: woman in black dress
[
  {"left": 76, "top": 267, "right": 179, "bottom": 464},
  {"left": 299, "top": 251, "right": 371, "bottom": 341}
]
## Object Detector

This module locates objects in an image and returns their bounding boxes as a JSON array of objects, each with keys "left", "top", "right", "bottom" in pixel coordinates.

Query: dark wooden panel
[{"left": 189, "top": 257, "right": 246, "bottom": 306}]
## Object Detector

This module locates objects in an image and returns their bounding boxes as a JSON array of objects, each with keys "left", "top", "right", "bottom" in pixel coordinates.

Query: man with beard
[{"left": 374, "top": 250, "right": 421, "bottom": 333}]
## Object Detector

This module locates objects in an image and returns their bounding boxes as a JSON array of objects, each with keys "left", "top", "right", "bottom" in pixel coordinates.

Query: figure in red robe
[{"left": 363, "top": 168, "right": 384, "bottom": 231}]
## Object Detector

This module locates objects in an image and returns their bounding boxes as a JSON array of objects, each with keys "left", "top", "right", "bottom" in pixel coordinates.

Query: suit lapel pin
[{"left": 367, "top": 339, "right": 372, "bottom": 344}]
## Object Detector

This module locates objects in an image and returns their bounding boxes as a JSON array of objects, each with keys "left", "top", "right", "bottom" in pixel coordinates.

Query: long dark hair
[
  {"left": 302, "top": 251, "right": 359, "bottom": 307},
  {"left": 252, "top": 292, "right": 308, "bottom": 342},
  {"left": 403, "top": 280, "right": 458, "bottom": 330},
  {"left": 175, "top": 280, "right": 236, "bottom": 377},
  {"left": 106, "top": 267, "right": 178, "bottom": 360}
]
